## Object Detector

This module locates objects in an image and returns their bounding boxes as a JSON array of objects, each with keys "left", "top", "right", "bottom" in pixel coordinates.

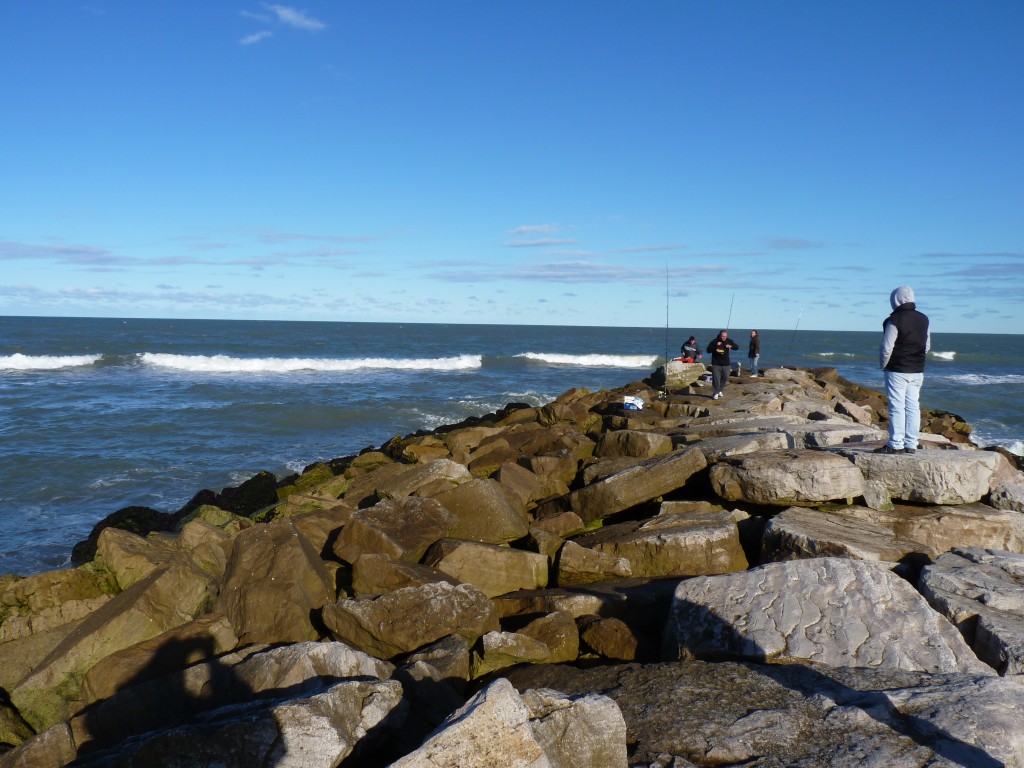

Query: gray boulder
[
  {"left": 709, "top": 449, "right": 865, "bottom": 506},
  {"left": 505, "top": 660, "right": 1024, "bottom": 767},
  {"left": 920, "top": 547, "right": 1024, "bottom": 675},
  {"left": 762, "top": 505, "right": 937, "bottom": 564},
  {"left": 664, "top": 557, "right": 992, "bottom": 675},
  {"left": 844, "top": 446, "right": 1004, "bottom": 505}
]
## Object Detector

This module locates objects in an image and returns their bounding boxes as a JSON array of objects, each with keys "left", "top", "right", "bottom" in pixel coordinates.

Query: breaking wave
[
  {"left": 515, "top": 352, "right": 658, "bottom": 368},
  {"left": 0, "top": 353, "right": 102, "bottom": 371},
  {"left": 930, "top": 350, "right": 956, "bottom": 361},
  {"left": 139, "top": 353, "right": 483, "bottom": 373}
]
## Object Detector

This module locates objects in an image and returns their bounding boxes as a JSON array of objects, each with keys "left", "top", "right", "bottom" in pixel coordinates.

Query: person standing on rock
[
  {"left": 706, "top": 330, "right": 739, "bottom": 400},
  {"left": 876, "top": 285, "right": 930, "bottom": 454},
  {"left": 748, "top": 330, "right": 761, "bottom": 377}
]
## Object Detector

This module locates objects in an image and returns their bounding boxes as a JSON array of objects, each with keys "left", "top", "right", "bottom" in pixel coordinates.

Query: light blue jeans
[
  {"left": 884, "top": 371, "right": 924, "bottom": 450},
  {"left": 748, "top": 355, "right": 759, "bottom": 375}
]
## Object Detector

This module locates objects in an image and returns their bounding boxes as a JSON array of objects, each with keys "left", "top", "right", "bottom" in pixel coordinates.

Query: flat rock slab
[
  {"left": 679, "top": 431, "right": 791, "bottom": 462},
  {"left": 709, "top": 449, "right": 865, "bottom": 506},
  {"left": 390, "top": 677, "right": 626, "bottom": 768},
  {"left": 566, "top": 447, "right": 707, "bottom": 523},
  {"left": 505, "top": 660, "right": 1024, "bottom": 767},
  {"left": 920, "top": 547, "right": 1024, "bottom": 676},
  {"left": 665, "top": 557, "right": 992, "bottom": 675},
  {"left": 322, "top": 581, "right": 499, "bottom": 660},
  {"left": 762, "top": 505, "right": 937, "bottom": 564},
  {"left": 572, "top": 510, "right": 748, "bottom": 578},
  {"left": 841, "top": 446, "right": 1003, "bottom": 505},
  {"left": 843, "top": 502, "right": 1024, "bottom": 555}
]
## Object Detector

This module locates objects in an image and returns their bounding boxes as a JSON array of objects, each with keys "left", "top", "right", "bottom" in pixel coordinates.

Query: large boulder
[
  {"left": 11, "top": 557, "right": 216, "bottom": 732},
  {"left": 919, "top": 547, "right": 1024, "bottom": 676},
  {"left": 429, "top": 478, "right": 532, "bottom": 544},
  {"left": 332, "top": 496, "right": 456, "bottom": 565},
  {"left": 564, "top": 447, "right": 707, "bottom": 523},
  {"left": 65, "top": 641, "right": 394, "bottom": 755},
  {"left": 214, "top": 519, "right": 335, "bottom": 646},
  {"left": 389, "top": 677, "right": 627, "bottom": 768},
  {"left": 424, "top": 539, "right": 548, "bottom": 597},
  {"left": 761, "top": 505, "right": 937, "bottom": 564},
  {"left": 322, "top": 581, "right": 499, "bottom": 659},
  {"left": 842, "top": 502, "right": 1024, "bottom": 555},
  {"left": 709, "top": 450, "right": 865, "bottom": 506},
  {"left": 65, "top": 678, "right": 406, "bottom": 768},
  {"left": 0, "top": 565, "right": 117, "bottom": 643},
  {"left": 664, "top": 557, "right": 992, "bottom": 675},
  {"left": 844, "top": 446, "right": 1004, "bottom": 505},
  {"left": 506, "top": 661, "right": 1024, "bottom": 767},
  {"left": 571, "top": 508, "right": 748, "bottom": 578}
]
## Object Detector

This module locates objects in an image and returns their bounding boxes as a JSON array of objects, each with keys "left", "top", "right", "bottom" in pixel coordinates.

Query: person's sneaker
[
  {"left": 873, "top": 445, "right": 901, "bottom": 454},
  {"left": 903, "top": 447, "right": 917, "bottom": 454}
]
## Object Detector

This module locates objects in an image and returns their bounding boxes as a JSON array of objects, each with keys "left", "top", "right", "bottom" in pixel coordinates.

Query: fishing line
[{"left": 784, "top": 308, "right": 803, "bottom": 368}]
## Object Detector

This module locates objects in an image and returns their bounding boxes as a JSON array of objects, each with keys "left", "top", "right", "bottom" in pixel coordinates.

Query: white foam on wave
[
  {"left": 516, "top": 352, "right": 658, "bottom": 368},
  {"left": 0, "top": 353, "right": 102, "bottom": 371},
  {"left": 930, "top": 350, "right": 956, "bottom": 361},
  {"left": 812, "top": 352, "right": 857, "bottom": 358},
  {"left": 140, "top": 353, "right": 483, "bottom": 373},
  {"left": 942, "top": 373, "right": 1024, "bottom": 386}
]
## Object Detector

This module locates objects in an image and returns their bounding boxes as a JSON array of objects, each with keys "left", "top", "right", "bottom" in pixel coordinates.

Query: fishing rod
[
  {"left": 661, "top": 262, "right": 670, "bottom": 399},
  {"left": 725, "top": 292, "right": 735, "bottom": 332},
  {"left": 784, "top": 308, "right": 803, "bottom": 368}
]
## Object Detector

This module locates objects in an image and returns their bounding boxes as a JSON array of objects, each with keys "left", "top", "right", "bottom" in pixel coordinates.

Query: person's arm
[
  {"left": 706, "top": 341, "right": 716, "bottom": 354},
  {"left": 880, "top": 322, "right": 897, "bottom": 369}
]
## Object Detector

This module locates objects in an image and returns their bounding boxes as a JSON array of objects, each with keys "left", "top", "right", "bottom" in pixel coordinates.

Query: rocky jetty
[{"left": 3, "top": 364, "right": 1024, "bottom": 767}]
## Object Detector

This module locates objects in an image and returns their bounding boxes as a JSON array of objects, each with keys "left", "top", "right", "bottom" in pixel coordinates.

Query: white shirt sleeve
[{"left": 880, "top": 322, "right": 898, "bottom": 369}]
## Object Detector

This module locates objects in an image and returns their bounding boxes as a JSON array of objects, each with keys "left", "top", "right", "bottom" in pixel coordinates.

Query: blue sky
[{"left": 1, "top": 2, "right": 1022, "bottom": 333}]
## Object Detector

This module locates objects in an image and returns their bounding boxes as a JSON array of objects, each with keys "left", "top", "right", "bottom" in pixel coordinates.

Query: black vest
[{"left": 884, "top": 303, "right": 929, "bottom": 373}]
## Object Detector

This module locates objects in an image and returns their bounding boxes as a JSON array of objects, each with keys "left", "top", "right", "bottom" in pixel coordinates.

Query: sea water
[{"left": 2, "top": 316, "right": 1021, "bottom": 577}]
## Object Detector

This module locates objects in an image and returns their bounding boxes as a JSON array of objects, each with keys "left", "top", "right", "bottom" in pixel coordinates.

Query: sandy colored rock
[
  {"left": 566, "top": 447, "right": 707, "bottom": 523},
  {"left": 709, "top": 449, "right": 865, "bottom": 506},
  {"left": 322, "top": 581, "right": 498, "bottom": 659},
  {"left": 215, "top": 518, "right": 335, "bottom": 646},
  {"left": 572, "top": 509, "right": 747, "bottom": 578},
  {"left": 762, "top": 505, "right": 937, "bottom": 564},
  {"left": 333, "top": 496, "right": 456, "bottom": 565},
  {"left": 429, "top": 478, "right": 532, "bottom": 544},
  {"left": 424, "top": 538, "right": 548, "bottom": 597}
]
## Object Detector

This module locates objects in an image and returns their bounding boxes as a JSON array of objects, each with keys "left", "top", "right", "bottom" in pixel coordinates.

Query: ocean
[{"left": 2, "top": 316, "right": 1022, "bottom": 577}]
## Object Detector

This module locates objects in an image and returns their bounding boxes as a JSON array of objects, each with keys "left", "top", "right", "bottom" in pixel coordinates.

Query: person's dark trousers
[{"left": 712, "top": 364, "right": 729, "bottom": 396}]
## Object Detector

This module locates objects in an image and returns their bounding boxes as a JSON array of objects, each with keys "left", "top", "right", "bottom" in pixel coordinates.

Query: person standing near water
[
  {"left": 748, "top": 330, "right": 761, "bottom": 376},
  {"left": 707, "top": 330, "right": 739, "bottom": 400},
  {"left": 876, "top": 285, "right": 930, "bottom": 454},
  {"left": 680, "top": 336, "right": 702, "bottom": 362}
]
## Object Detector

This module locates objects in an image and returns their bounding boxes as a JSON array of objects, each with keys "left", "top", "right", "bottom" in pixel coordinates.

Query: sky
[{"left": 1, "top": 2, "right": 1022, "bottom": 334}]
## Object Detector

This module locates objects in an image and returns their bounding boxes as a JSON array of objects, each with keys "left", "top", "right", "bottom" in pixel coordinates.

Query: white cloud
[
  {"left": 241, "top": 30, "right": 273, "bottom": 45},
  {"left": 266, "top": 4, "right": 326, "bottom": 31}
]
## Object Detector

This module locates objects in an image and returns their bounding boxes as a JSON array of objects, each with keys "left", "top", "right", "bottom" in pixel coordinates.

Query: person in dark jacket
[
  {"left": 706, "top": 330, "right": 739, "bottom": 400},
  {"left": 680, "top": 336, "right": 702, "bottom": 362},
  {"left": 876, "top": 285, "right": 930, "bottom": 454},
  {"left": 747, "top": 330, "right": 761, "bottom": 376}
]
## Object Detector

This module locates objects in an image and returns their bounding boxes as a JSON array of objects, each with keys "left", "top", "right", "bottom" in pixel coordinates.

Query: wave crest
[
  {"left": 516, "top": 352, "right": 658, "bottom": 368},
  {"left": 0, "top": 353, "right": 102, "bottom": 371},
  {"left": 930, "top": 350, "right": 956, "bottom": 361},
  {"left": 139, "top": 353, "right": 482, "bottom": 373}
]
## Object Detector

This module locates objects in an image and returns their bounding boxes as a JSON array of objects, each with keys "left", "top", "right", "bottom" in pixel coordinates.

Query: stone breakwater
[{"left": 3, "top": 365, "right": 1024, "bottom": 767}]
